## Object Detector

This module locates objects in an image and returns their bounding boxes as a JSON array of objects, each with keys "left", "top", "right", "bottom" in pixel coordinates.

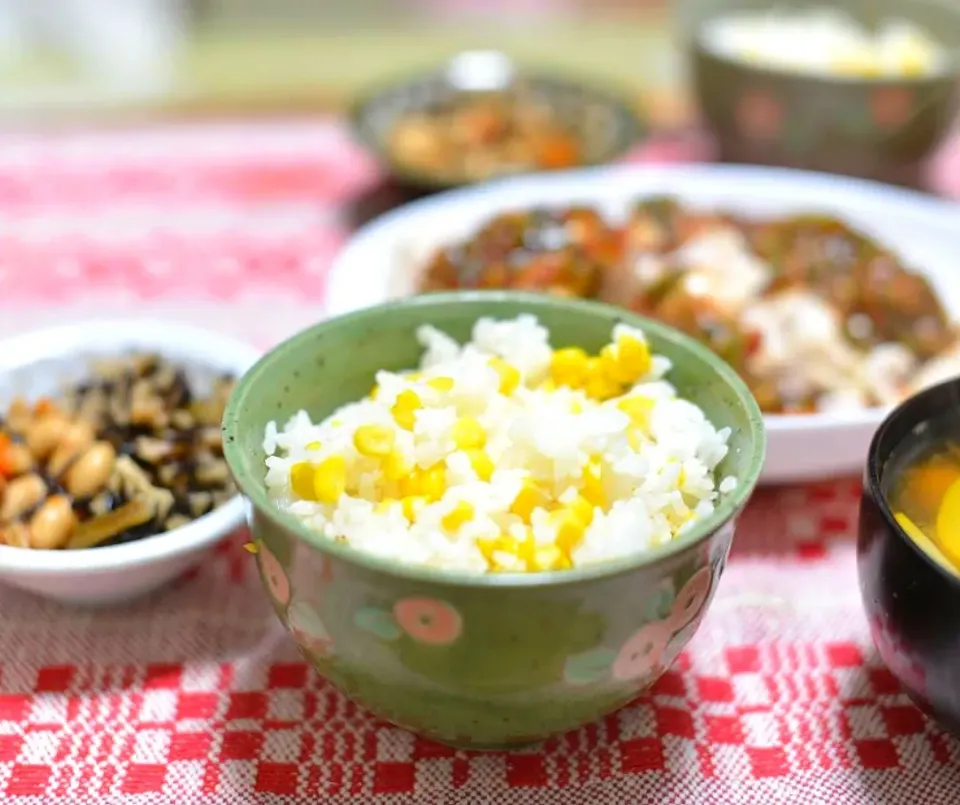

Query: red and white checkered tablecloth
[{"left": 0, "top": 119, "right": 957, "bottom": 804}]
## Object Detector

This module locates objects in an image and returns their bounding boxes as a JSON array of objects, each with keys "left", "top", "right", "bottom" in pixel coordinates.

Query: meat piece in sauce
[
  {"left": 600, "top": 198, "right": 744, "bottom": 308},
  {"left": 421, "top": 207, "right": 619, "bottom": 298},
  {"left": 748, "top": 215, "right": 954, "bottom": 359}
]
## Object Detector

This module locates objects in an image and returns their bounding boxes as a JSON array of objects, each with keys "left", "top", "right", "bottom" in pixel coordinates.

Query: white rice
[{"left": 263, "top": 315, "right": 737, "bottom": 573}]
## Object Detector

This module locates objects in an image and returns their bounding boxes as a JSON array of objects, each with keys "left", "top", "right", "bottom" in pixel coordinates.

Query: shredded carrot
[{"left": 0, "top": 433, "right": 12, "bottom": 478}]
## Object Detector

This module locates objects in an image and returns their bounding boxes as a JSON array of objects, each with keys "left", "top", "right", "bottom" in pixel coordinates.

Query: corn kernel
[
  {"left": 489, "top": 358, "right": 521, "bottom": 396},
  {"left": 553, "top": 511, "right": 587, "bottom": 555},
  {"left": 616, "top": 334, "right": 652, "bottom": 381},
  {"left": 466, "top": 449, "right": 494, "bottom": 481},
  {"left": 401, "top": 495, "right": 428, "bottom": 521},
  {"left": 375, "top": 499, "right": 397, "bottom": 515},
  {"left": 569, "top": 495, "right": 594, "bottom": 527},
  {"left": 290, "top": 461, "right": 317, "bottom": 500},
  {"left": 532, "top": 544, "right": 570, "bottom": 571},
  {"left": 582, "top": 461, "right": 606, "bottom": 508},
  {"left": 585, "top": 374, "right": 621, "bottom": 402},
  {"left": 599, "top": 344, "right": 633, "bottom": 385},
  {"left": 518, "top": 527, "right": 537, "bottom": 568},
  {"left": 476, "top": 537, "right": 498, "bottom": 565},
  {"left": 442, "top": 501, "right": 475, "bottom": 531},
  {"left": 510, "top": 481, "right": 548, "bottom": 522},
  {"left": 550, "top": 347, "right": 589, "bottom": 388},
  {"left": 427, "top": 376, "right": 455, "bottom": 393},
  {"left": 313, "top": 456, "right": 347, "bottom": 503},
  {"left": 617, "top": 395, "right": 654, "bottom": 427},
  {"left": 391, "top": 389, "right": 421, "bottom": 430},
  {"left": 404, "top": 463, "right": 446, "bottom": 501},
  {"left": 353, "top": 424, "right": 395, "bottom": 458},
  {"left": 477, "top": 535, "right": 518, "bottom": 569},
  {"left": 583, "top": 357, "right": 621, "bottom": 401},
  {"left": 305, "top": 441, "right": 322, "bottom": 451},
  {"left": 383, "top": 451, "right": 411, "bottom": 481},
  {"left": 452, "top": 417, "right": 486, "bottom": 450}
]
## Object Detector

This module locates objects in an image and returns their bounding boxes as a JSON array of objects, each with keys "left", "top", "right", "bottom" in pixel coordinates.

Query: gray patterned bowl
[
  {"left": 350, "top": 51, "right": 644, "bottom": 193},
  {"left": 222, "top": 292, "right": 765, "bottom": 749},
  {"left": 681, "top": 0, "right": 960, "bottom": 187}
]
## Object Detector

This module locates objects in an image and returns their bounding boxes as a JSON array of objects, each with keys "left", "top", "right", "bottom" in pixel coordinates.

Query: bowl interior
[
  {"left": 223, "top": 292, "right": 765, "bottom": 584},
  {"left": 351, "top": 67, "right": 644, "bottom": 191},
  {"left": 868, "top": 377, "right": 960, "bottom": 587}
]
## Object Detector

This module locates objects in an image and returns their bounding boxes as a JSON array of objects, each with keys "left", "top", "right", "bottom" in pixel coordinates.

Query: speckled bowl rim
[
  {"left": 222, "top": 291, "right": 766, "bottom": 589},
  {"left": 349, "top": 68, "right": 646, "bottom": 192},
  {"left": 866, "top": 376, "right": 960, "bottom": 589}
]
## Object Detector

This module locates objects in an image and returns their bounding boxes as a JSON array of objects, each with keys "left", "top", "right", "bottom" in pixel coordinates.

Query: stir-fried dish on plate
[{"left": 420, "top": 198, "right": 958, "bottom": 414}]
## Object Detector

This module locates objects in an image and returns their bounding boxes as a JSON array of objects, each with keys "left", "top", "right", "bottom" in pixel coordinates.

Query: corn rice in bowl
[
  {"left": 222, "top": 292, "right": 764, "bottom": 748},
  {"left": 262, "top": 315, "right": 738, "bottom": 573}
]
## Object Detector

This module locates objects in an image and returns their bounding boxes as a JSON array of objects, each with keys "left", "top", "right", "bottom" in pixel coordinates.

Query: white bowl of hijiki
[{"left": 0, "top": 320, "right": 261, "bottom": 606}]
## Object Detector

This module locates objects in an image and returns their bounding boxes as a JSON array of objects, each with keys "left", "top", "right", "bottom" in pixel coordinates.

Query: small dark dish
[
  {"left": 858, "top": 377, "right": 960, "bottom": 737},
  {"left": 350, "top": 51, "right": 644, "bottom": 193},
  {"left": 681, "top": 0, "right": 960, "bottom": 187}
]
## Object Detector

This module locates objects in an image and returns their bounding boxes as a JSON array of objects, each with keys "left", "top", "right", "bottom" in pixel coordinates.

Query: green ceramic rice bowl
[{"left": 222, "top": 292, "right": 765, "bottom": 749}]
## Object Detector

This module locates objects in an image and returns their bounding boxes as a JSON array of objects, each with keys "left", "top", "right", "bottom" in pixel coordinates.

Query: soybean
[
  {"left": 64, "top": 442, "right": 116, "bottom": 499},
  {"left": 0, "top": 473, "right": 46, "bottom": 521},
  {"left": 28, "top": 495, "right": 77, "bottom": 550}
]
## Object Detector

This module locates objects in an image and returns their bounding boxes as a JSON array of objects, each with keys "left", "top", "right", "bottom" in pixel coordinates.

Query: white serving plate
[
  {"left": 327, "top": 164, "right": 960, "bottom": 485},
  {"left": 0, "top": 320, "right": 261, "bottom": 606}
]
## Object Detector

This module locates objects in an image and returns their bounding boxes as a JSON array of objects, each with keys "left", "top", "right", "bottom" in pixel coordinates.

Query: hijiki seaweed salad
[{"left": 0, "top": 355, "right": 236, "bottom": 551}]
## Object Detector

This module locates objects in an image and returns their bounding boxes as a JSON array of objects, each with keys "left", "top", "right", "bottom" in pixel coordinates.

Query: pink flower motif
[
  {"left": 871, "top": 87, "right": 915, "bottom": 130},
  {"left": 288, "top": 602, "right": 333, "bottom": 658},
  {"left": 259, "top": 543, "right": 290, "bottom": 607},
  {"left": 612, "top": 621, "right": 673, "bottom": 682},
  {"left": 393, "top": 597, "right": 463, "bottom": 646},
  {"left": 667, "top": 566, "right": 713, "bottom": 633},
  {"left": 736, "top": 90, "right": 784, "bottom": 142}
]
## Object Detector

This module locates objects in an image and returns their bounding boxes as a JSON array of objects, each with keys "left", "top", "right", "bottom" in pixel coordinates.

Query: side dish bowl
[
  {"left": 0, "top": 320, "right": 261, "bottom": 606},
  {"left": 858, "top": 377, "right": 960, "bottom": 737},
  {"left": 350, "top": 51, "right": 644, "bottom": 192},
  {"left": 680, "top": 0, "right": 960, "bottom": 186},
  {"left": 325, "top": 163, "right": 960, "bottom": 484},
  {"left": 222, "top": 291, "right": 765, "bottom": 749}
]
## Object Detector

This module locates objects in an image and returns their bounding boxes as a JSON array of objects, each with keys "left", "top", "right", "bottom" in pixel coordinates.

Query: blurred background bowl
[
  {"left": 858, "top": 377, "right": 960, "bottom": 738},
  {"left": 350, "top": 50, "right": 645, "bottom": 194},
  {"left": 682, "top": 0, "right": 960, "bottom": 187}
]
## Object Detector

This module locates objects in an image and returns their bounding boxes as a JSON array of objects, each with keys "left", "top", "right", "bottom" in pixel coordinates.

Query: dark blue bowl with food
[{"left": 858, "top": 377, "right": 960, "bottom": 736}]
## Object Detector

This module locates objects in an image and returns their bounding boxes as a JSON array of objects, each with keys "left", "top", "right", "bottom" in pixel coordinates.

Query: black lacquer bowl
[{"left": 858, "top": 378, "right": 960, "bottom": 737}]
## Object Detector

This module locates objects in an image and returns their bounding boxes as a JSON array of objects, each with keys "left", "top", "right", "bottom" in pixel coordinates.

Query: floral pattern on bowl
[
  {"left": 563, "top": 562, "right": 716, "bottom": 686},
  {"left": 355, "top": 597, "right": 463, "bottom": 645}
]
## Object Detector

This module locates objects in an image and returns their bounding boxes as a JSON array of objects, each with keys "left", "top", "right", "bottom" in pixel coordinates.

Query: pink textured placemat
[{"left": 0, "top": 119, "right": 956, "bottom": 804}]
